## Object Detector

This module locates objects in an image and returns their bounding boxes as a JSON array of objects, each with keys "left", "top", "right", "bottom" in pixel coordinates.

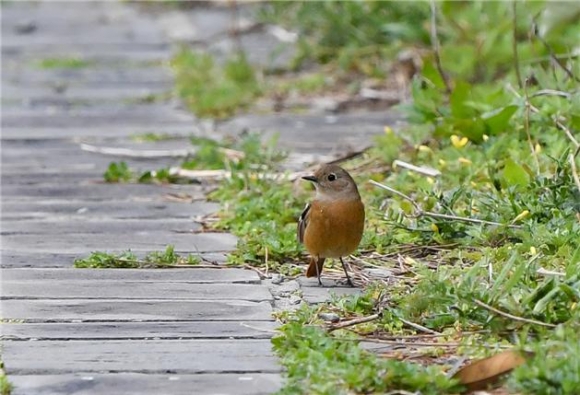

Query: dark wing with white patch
[{"left": 297, "top": 202, "right": 310, "bottom": 244}]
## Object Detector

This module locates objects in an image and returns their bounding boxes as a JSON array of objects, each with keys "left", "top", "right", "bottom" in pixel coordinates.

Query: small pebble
[
  {"left": 289, "top": 294, "right": 302, "bottom": 305},
  {"left": 271, "top": 274, "right": 284, "bottom": 284},
  {"left": 318, "top": 312, "right": 340, "bottom": 323},
  {"left": 14, "top": 20, "right": 37, "bottom": 35}
]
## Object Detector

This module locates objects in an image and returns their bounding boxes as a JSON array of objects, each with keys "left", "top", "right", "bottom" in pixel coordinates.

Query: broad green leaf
[
  {"left": 421, "top": 59, "right": 446, "bottom": 90},
  {"left": 450, "top": 81, "right": 474, "bottom": 118},
  {"left": 482, "top": 105, "right": 518, "bottom": 136},
  {"left": 524, "top": 278, "right": 555, "bottom": 307},
  {"left": 533, "top": 284, "right": 561, "bottom": 315},
  {"left": 502, "top": 159, "right": 530, "bottom": 188},
  {"left": 490, "top": 252, "right": 527, "bottom": 300},
  {"left": 559, "top": 283, "right": 580, "bottom": 302}
]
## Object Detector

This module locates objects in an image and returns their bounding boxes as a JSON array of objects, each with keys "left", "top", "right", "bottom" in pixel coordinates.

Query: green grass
[
  {"left": 171, "top": 49, "right": 260, "bottom": 119},
  {"left": 37, "top": 56, "right": 91, "bottom": 69},
  {"left": 103, "top": 161, "right": 133, "bottom": 183},
  {"left": 74, "top": 245, "right": 200, "bottom": 268},
  {"left": 273, "top": 298, "right": 462, "bottom": 394},
  {"left": 0, "top": 361, "right": 12, "bottom": 395},
  {"left": 130, "top": 132, "right": 178, "bottom": 142},
  {"left": 0, "top": 376, "right": 12, "bottom": 395}
]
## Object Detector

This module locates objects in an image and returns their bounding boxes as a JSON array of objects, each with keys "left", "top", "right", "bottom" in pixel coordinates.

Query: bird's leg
[
  {"left": 316, "top": 256, "right": 322, "bottom": 286},
  {"left": 340, "top": 257, "right": 354, "bottom": 287}
]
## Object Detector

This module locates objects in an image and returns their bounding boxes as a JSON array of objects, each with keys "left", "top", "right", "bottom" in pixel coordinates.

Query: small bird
[{"left": 297, "top": 164, "right": 365, "bottom": 286}]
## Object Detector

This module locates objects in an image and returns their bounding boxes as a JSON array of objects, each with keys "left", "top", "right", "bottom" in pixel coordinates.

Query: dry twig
[
  {"left": 429, "top": 0, "right": 451, "bottom": 93},
  {"left": 397, "top": 316, "right": 441, "bottom": 335},
  {"left": 328, "top": 313, "right": 381, "bottom": 332},
  {"left": 533, "top": 22, "right": 580, "bottom": 83},
  {"left": 512, "top": 2, "right": 523, "bottom": 89},
  {"left": 80, "top": 143, "right": 195, "bottom": 158},
  {"left": 364, "top": 339, "right": 460, "bottom": 347},
  {"left": 474, "top": 299, "right": 556, "bottom": 328},
  {"left": 243, "top": 264, "right": 268, "bottom": 279},
  {"left": 393, "top": 160, "right": 441, "bottom": 177},
  {"left": 536, "top": 267, "right": 565, "bottom": 277}
]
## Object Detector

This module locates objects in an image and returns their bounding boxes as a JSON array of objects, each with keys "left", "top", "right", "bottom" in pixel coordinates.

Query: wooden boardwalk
[{"left": 1, "top": 2, "right": 280, "bottom": 394}]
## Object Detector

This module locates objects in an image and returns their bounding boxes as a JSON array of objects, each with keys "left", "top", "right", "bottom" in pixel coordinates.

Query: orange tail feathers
[{"left": 306, "top": 256, "right": 326, "bottom": 278}]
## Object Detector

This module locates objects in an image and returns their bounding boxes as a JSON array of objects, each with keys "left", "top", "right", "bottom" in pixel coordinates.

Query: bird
[{"left": 297, "top": 164, "right": 365, "bottom": 286}]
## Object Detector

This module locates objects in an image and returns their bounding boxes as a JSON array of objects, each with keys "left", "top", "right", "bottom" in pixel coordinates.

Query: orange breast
[{"left": 303, "top": 199, "right": 365, "bottom": 258}]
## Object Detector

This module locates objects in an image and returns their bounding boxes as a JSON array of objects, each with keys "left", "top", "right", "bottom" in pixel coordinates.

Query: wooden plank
[
  {"left": 1, "top": 281, "right": 272, "bottom": 301},
  {"left": 1, "top": 321, "right": 277, "bottom": 340},
  {"left": 1, "top": 268, "right": 259, "bottom": 284},
  {"left": 1, "top": 299, "right": 273, "bottom": 321},
  {"left": 1, "top": 232, "right": 237, "bottom": 254},
  {"left": 1, "top": 184, "right": 204, "bottom": 202},
  {"left": 1, "top": 200, "right": 218, "bottom": 220},
  {"left": 0, "top": 125, "right": 197, "bottom": 140},
  {"left": 2, "top": 339, "right": 280, "bottom": 374},
  {"left": 1, "top": 106, "right": 193, "bottom": 129},
  {"left": 9, "top": 373, "right": 282, "bottom": 395},
  {"left": 1, "top": 219, "right": 201, "bottom": 235}
]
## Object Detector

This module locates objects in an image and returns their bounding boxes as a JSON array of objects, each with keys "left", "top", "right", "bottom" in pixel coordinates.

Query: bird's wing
[{"left": 297, "top": 202, "right": 310, "bottom": 244}]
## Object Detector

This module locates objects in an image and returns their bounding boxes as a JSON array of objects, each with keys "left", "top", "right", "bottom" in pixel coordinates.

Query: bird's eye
[{"left": 327, "top": 173, "right": 337, "bottom": 181}]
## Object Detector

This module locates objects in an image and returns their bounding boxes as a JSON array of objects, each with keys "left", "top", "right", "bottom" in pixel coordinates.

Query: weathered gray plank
[
  {"left": 300, "top": 283, "right": 360, "bottom": 304},
  {"left": 1, "top": 232, "right": 236, "bottom": 254},
  {"left": 1, "top": 1, "right": 165, "bottom": 44},
  {"left": 0, "top": 183, "right": 203, "bottom": 201},
  {"left": 1, "top": 299, "right": 273, "bottom": 321},
  {"left": 3, "top": 67, "right": 172, "bottom": 85},
  {"left": 9, "top": 373, "right": 282, "bottom": 395},
  {"left": 3, "top": 48, "right": 169, "bottom": 65},
  {"left": 1, "top": 200, "right": 219, "bottom": 220},
  {"left": 1, "top": 252, "right": 80, "bottom": 268},
  {"left": 0, "top": 125, "right": 201, "bottom": 139},
  {"left": 2, "top": 281, "right": 271, "bottom": 301},
  {"left": 0, "top": 159, "right": 185, "bottom": 178},
  {"left": 1, "top": 268, "right": 258, "bottom": 283},
  {"left": 2, "top": 231, "right": 213, "bottom": 252},
  {"left": 1, "top": 219, "right": 201, "bottom": 235},
  {"left": 2, "top": 85, "right": 170, "bottom": 102},
  {"left": 1, "top": 106, "right": 193, "bottom": 128},
  {"left": 1, "top": 321, "right": 277, "bottom": 340},
  {"left": 2, "top": 339, "right": 280, "bottom": 374},
  {"left": 218, "top": 111, "right": 402, "bottom": 152}
]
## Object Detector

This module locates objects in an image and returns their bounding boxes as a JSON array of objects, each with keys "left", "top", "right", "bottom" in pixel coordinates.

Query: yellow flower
[
  {"left": 451, "top": 135, "right": 469, "bottom": 148},
  {"left": 512, "top": 210, "right": 530, "bottom": 223},
  {"left": 535, "top": 143, "right": 542, "bottom": 153},
  {"left": 483, "top": 134, "right": 489, "bottom": 142},
  {"left": 418, "top": 145, "right": 432, "bottom": 153},
  {"left": 439, "top": 159, "right": 447, "bottom": 167},
  {"left": 458, "top": 157, "right": 472, "bottom": 165},
  {"left": 404, "top": 256, "right": 418, "bottom": 265},
  {"left": 431, "top": 223, "right": 439, "bottom": 233},
  {"left": 384, "top": 126, "right": 393, "bottom": 134},
  {"left": 530, "top": 246, "right": 537, "bottom": 255},
  {"left": 426, "top": 177, "right": 435, "bottom": 185}
]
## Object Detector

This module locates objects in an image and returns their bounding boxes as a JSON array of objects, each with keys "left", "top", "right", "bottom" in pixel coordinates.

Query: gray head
[{"left": 302, "top": 164, "right": 360, "bottom": 201}]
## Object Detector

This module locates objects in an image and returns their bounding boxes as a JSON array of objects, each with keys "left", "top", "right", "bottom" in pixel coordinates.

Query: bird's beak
[{"left": 302, "top": 175, "right": 318, "bottom": 183}]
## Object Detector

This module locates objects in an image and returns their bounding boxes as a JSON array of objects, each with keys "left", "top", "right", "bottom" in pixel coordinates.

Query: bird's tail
[{"left": 306, "top": 256, "right": 325, "bottom": 278}]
